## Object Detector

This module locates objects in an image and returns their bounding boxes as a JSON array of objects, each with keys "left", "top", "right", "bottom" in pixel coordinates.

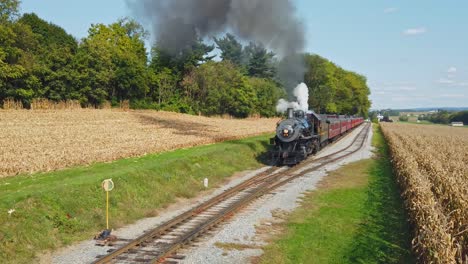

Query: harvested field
[
  {"left": 380, "top": 123, "right": 467, "bottom": 263},
  {"left": 0, "top": 110, "right": 278, "bottom": 178}
]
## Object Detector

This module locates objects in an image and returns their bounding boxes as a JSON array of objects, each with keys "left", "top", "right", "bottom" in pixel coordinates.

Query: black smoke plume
[{"left": 127, "top": 0, "right": 306, "bottom": 93}]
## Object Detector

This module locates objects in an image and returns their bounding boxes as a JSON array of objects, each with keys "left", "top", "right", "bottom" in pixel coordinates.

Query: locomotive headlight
[{"left": 283, "top": 129, "right": 289, "bottom": 137}]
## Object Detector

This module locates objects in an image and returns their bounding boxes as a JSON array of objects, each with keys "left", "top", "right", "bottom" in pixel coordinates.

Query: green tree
[
  {"left": 428, "top": 110, "right": 451, "bottom": 124},
  {"left": 149, "top": 67, "right": 176, "bottom": 105},
  {"left": 182, "top": 61, "right": 256, "bottom": 117},
  {"left": 151, "top": 38, "right": 215, "bottom": 76},
  {"left": 248, "top": 77, "right": 285, "bottom": 117},
  {"left": 304, "top": 53, "right": 370, "bottom": 116},
  {"left": 17, "top": 13, "right": 79, "bottom": 101},
  {"left": 214, "top": 33, "right": 243, "bottom": 66},
  {"left": 19, "top": 13, "right": 77, "bottom": 52},
  {"left": 0, "top": 8, "right": 41, "bottom": 105},
  {"left": 0, "top": 0, "right": 19, "bottom": 23},
  {"left": 75, "top": 18, "right": 149, "bottom": 105},
  {"left": 341, "top": 71, "right": 371, "bottom": 116},
  {"left": 244, "top": 42, "right": 276, "bottom": 79},
  {"left": 304, "top": 54, "right": 335, "bottom": 113},
  {"left": 147, "top": 37, "right": 214, "bottom": 111},
  {"left": 450, "top": 111, "right": 468, "bottom": 124}
]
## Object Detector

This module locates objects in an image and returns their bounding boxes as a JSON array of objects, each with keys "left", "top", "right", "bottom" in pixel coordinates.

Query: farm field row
[
  {"left": 0, "top": 110, "right": 278, "bottom": 177},
  {"left": 381, "top": 123, "right": 467, "bottom": 263}
]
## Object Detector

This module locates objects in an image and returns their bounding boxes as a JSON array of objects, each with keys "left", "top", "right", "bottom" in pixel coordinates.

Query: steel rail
[
  {"left": 92, "top": 123, "right": 370, "bottom": 264},
  {"left": 153, "top": 123, "right": 371, "bottom": 263}
]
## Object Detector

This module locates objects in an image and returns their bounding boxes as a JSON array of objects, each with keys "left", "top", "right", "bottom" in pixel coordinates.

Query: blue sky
[{"left": 21, "top": 0, "right": 468, "bottom": 109}]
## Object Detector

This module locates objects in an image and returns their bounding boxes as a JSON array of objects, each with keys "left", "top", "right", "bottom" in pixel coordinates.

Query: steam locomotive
[{"left": 270, "top": 108, "right": 364, "bottom": 165}]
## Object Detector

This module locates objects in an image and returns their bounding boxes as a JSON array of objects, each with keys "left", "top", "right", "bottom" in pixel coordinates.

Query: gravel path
[{"left": 44, "top": 125, "right": 372, "bottom": 264}]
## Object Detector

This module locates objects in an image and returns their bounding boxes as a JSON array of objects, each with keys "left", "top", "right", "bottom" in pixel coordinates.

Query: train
[{"left": 270, "top": 108, "right": 364, "bottom": 165}]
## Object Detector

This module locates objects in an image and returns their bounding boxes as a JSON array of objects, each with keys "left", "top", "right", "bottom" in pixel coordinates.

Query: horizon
[{"left": 371, "top": 106, "right": 468, "bottom": 111}]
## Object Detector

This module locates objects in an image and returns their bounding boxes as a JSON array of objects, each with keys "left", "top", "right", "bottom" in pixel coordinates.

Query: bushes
[
  {"left": 181, "top": 61, "right": 285, "bottom": 118},
  {"left": 248, "top": 77, "right": 286, "bottom": 117},
  {"left": 398, "top": 115, "right": 408, "bottom": 122},
  {"left": 450, "top": 110, "right": 468, "bottom": 124},
  {"left": 418, "top": 110, "right": 468, "bottom": 124}
]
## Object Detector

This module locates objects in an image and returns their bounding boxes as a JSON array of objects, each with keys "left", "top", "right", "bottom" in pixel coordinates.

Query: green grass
[
  {"left": 0, "top": 134, "right": 272, "bottom": 263},
  {"left": 259, "top": 125, "right": 414, "bottom": 264}
]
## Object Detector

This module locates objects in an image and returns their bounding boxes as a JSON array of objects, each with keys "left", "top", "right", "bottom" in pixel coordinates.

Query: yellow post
[
  {"left": 106, "top": 190, "right": 109, "bottom": 229},
  {"left": 102, "top": 178, "right": 114, "bottom": 231}
]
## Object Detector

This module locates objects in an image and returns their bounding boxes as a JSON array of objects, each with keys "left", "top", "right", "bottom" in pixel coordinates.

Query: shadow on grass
[
  {"left": 345, "top": 128, "right": 415, "bottom": 264},
  {"left": 225, "top": 137, "right": 276, "bottom": 166}
]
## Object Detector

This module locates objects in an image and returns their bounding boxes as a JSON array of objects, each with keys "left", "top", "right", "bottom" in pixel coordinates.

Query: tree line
[
  {"left": 0, "top": 0, "right": 371, "bottom": 117},
  {"left": 418, "top": 110, "right": 468, "bottom": 125}
]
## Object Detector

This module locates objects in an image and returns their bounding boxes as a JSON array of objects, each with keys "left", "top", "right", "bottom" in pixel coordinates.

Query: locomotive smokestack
[{"left": 287, "top": 108, "right": 294, "bottom": 119}]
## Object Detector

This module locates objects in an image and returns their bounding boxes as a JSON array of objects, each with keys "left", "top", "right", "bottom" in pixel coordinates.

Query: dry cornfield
[
  {"left": 30, "top": 98, "right": 82, "bottom": 110},
  {"left": 0, "top": 109, "right": 279, "bottom": 178},
  {"left": 381, "top": 123, "right": 468, "bottom": 263}
]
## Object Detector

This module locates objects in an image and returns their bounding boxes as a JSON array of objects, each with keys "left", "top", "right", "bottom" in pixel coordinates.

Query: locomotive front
[
  {"left": 275, "top": 109, "right": 309, "bottom": 142},
  {"left": 271, "top": 108, "right": 316, "bottom": 165}
]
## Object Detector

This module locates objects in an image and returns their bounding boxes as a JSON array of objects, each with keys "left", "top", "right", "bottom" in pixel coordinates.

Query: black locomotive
[{"left": 270, "top": 108, "right": 364, "bottom": 165}]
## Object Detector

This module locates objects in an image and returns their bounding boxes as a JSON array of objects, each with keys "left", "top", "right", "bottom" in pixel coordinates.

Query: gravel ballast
[
  {"left": 180, "top": 124, "right": 373, "bottom": 264},
  {"left": 46, "top": 125, "right": 373, "bottom": 264}
]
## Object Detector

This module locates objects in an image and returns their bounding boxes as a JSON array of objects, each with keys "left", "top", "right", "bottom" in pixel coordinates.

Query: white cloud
[
  {"left": 447, "top": 66, "right": 457, "bottom": 74},
  {"left": 437, "top": 78, "right": 455, "bottom": 84},
  {"left": 403, "top": 27, "right": 427, "bottom": 36},
  {"left": 440, "top": 94, "right": 465, "bottom": 98},
  {"left": 398, "top": 86, "right": 417, "bottom": 91},
  {"left": 375, "top": 82, "right": 417, "bottom": 92},
  {"left": 384, "top": 7, "right": 398, "bottom": 14},
  {"left": 436, "top": 77, "right": 468, "bottom": 87}
]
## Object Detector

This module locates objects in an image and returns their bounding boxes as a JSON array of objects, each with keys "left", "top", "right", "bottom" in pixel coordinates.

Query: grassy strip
[
  {"left": 0, "top": 134, "right": 272, "bottom": 263},
  {"left": 259, "top": 125, "right": 414, "bottom": 264}
]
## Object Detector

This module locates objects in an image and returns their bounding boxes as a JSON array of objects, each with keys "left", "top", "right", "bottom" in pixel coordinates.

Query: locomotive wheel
[
  {"left": 302, "top": 147, "right": 307, "bottom": 159},
  {"left": 270, "top": 152, "right": 281, "bottom": 166},
  {"left": 312, "top": 142, "right": 320, "bottom": 154}
]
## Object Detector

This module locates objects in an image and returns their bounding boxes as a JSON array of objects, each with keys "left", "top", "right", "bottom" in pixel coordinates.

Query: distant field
[
  {"left": 381, "top": 123, "right": 467, "bottom": 263},
  {"left": 0, "top": 110, "right": 278, "bottom": 177}
]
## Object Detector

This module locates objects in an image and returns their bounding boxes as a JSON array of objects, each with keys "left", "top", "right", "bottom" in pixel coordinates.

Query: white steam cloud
[{"left": 276, "top": 83, "right": 309, "bottom": 113}]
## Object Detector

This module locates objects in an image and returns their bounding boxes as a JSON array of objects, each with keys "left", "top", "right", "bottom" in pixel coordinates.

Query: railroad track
[{"left": 93, "top": 123, "right": 371, "bottom": 264}]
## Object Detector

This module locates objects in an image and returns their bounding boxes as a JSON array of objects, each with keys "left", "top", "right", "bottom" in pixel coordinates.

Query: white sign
[{"left": 102, "top": 179, "right": 114, "bottom": 192}]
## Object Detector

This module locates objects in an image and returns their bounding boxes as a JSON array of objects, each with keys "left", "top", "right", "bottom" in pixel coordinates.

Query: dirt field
[
  {"left": 381, "top": 123, "right": 467, "bottom": 263},
  {"left": 0, "top": 110, "right": 279, "bottom": 177}
]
